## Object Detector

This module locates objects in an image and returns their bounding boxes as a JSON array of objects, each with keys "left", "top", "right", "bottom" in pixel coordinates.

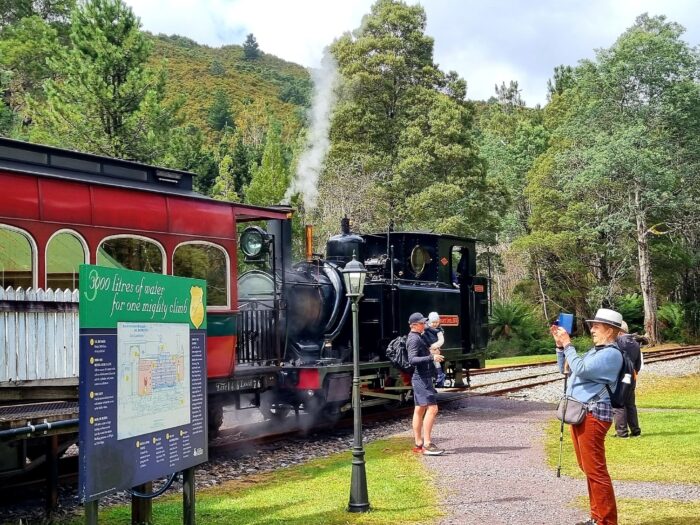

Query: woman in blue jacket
[{"left": 552, "top": 308, "right": 623, "bottom": 525}]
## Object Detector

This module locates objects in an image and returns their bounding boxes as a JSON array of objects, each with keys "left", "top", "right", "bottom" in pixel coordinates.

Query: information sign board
[{"left": 78, "top": 265, "right": 208, "bottom": 502}]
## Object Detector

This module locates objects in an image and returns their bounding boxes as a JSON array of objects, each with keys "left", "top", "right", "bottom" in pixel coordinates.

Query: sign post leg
[
  {"left": 131, "top": 482, "right": 153, "bottom": 525},
  {"left": 46, "top": 435, "right": 59, "bottom": 516},
  {"left": 183, "top": 467, "right": 195, "bottom": 525},
  {"left": 85, "top": 500, "right": 98, "bottom": 525}
]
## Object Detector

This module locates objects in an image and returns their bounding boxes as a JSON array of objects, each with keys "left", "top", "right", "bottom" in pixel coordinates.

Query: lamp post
[{"left": 341, "top": 254, "right": 370, "bottom": 513}]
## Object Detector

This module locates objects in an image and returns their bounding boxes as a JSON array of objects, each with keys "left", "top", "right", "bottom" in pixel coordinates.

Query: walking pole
[{"left": 556, "top": 366, "right": 568, "bottom": 478}]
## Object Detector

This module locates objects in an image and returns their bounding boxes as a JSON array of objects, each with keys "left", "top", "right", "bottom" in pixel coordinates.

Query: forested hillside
[{"left": 149, "top": 34, "right": 309, "bottom": 143}]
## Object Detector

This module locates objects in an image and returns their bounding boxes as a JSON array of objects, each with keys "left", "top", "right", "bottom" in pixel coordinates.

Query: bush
[
  {"left": 488, "top": 301, "right": 552, "bottom": 357},
  {"left": 614, "top": 293, "right": 644, "bottom": 333},
  {"left": 658, "top": 302, "right": 685, "bottom": 342}
]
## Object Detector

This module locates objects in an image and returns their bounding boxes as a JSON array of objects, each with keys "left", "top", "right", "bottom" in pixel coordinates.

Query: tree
[
  {"left": 243, "top": 33, "right": 259, "bottom": 60},
  {"left": 0, "top": 15, "right": 62, "bottom": 117},
  {"left": 326, "top": 0, "right": 501, "bottom": 238},
  {"left": 245, "top": 121, "right": 288, "bottom": 206},
  {"left": 29, "top": 0, "right": 179, "bottom": 161},
  {"left": 0, "top": 68, "right": 14, "bottom": 133},
  {"left": 525, "top": 14, "right": 700, "bottom": 342},
  {"left": 211, "top": 155, "right": 240, "bottom": 202},
  {"left": 0, "top": 0, "right": 74, "bottom": 30},
  {"left": 207, "top": 89, "right": 234, "bottom": 132}
]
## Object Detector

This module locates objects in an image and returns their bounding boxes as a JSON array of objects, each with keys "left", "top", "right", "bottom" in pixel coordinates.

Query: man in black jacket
[
  {"left": 406, "top": 312, "right": 445, "bottom": 455},
  {"left": 614, "top": 321, "right": 643, "bottom": 437}
]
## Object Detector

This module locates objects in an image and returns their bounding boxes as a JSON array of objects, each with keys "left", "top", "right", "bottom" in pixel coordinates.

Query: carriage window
[
  {"left": 0, "top": 226, "right": 33, "bottom": 289},
  {"left": 409, "top": 245, "right": 431, "bottom": 277},
  {"left": 173, "top": 243, "right": 228, "bottom": 307},
  {"left": 47, "top": 232, "right": 86, "bottom": 290},
  {"left": 97, "top": 237, "right": 163, "bottom": 274}
]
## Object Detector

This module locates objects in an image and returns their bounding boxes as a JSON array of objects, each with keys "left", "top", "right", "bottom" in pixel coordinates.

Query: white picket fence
[{"left": 0, "top": 287, "right": 79, "bottom": 383}]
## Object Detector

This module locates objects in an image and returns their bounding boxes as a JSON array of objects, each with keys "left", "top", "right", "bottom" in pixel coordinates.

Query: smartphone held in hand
[{"left": 557, "top": 313, "right": 574, "bottom": 335}]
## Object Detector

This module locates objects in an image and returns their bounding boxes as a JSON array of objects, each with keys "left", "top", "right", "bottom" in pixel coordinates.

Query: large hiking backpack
[
  {"left": 606, "top": 345, "right": 637, "bottom": 409},
  {"left": 385, "top": 335, "right": 413, "bottom": 373}
]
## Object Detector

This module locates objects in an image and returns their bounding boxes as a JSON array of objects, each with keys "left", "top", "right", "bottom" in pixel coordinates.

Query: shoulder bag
[{"left": 556, "top": 385, "right": 608, "bottom": 425}]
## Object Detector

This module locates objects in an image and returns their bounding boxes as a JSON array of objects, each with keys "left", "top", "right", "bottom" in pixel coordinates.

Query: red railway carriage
[{"left": 0, "top": 138, "right": 289, "bottom": 411}]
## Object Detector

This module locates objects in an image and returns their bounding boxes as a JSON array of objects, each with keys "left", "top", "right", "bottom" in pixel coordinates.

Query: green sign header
[{"left": 79, "top": 265, "right": 207, "bottom": 329}]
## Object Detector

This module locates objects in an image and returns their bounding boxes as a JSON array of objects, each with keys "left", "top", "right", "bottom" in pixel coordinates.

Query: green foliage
[
  {"left": 613, "top": 293, "right": 644, "bottom": 333},
  {"left": 0, "top": 68, "right": 14, "bottom": 133},
  {"left": 517, "top": 15, "right": 700, "bottom": 343},
  {"left": 211, "top": 155, "right": 240, "bottom": 203},
  {"left": 0, "top": 0, "right": 74, "bottom": 30},
  {"left": 245, "top": 121, "right": 289, "bottom": 206},
  {"left": 488, "top": 300, "right": 550, "bottom": 356},
  {"left": 0, "top": 14, "right": 62, "bottom": 117},
  {"left": 28, "top": 0, "right": 180, "bottom": 162},
  {"left": 489, "top": 300, "right": 535, "bottom": 339},
  {"left": 242, "top": 33, "right": 259, "bottom": 60},
  {"left": 325, "top": 0, "right": 501, "bottom": 240},
  {"left": 278, "top": 77, "right": 311, "bottom": 106},
  {"left": 209, "top": 59, "right": 225, "bottom": 76},
  {"left": 207, "top": 89, "right": 234, "bottom": 132},
  {"left": 657, "top": 302, "right": 685, "bottom": 342}
]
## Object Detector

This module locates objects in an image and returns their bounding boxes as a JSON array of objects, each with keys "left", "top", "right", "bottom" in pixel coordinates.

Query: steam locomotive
[
  {"left": 0, "top": 137, "right": 488, "bottom": 483},
  {"left": 229, "top": 216, "right": 490, "bottom": 422}
]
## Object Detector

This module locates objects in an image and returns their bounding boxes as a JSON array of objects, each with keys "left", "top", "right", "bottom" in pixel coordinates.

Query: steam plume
[{"left": 284, "top": 50, "right": 338, "bottom": 209}]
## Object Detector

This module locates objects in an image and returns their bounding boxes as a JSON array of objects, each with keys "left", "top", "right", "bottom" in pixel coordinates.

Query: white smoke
[{"left": 283, "top": 50, "right": 338, "bottom": 210}]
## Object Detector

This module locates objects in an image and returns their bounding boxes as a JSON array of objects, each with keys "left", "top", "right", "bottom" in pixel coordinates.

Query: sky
[{"left": 123, "top": 0, "right": 700, "bottom": 107}]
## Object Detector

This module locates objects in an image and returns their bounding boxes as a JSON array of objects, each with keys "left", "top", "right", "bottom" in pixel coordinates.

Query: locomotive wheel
[{"left": 259, "top": 391, "right": 291, "bottom": 421}]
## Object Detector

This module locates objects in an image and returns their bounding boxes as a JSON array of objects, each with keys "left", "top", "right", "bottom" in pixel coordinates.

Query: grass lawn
[
  {"left": 573, "top": 497, "right": 700, "bottom": 524},
  {"left": 486, "top": 354, "right": 556, "bottom": 367},
  {"left": 546, "top": 411, "right": 700, "bottom": 483},
  {"left": 59, "top": 437, "right": 441, "bottom": 525},
  {"left": 637, "top": 373, "right": 700, "bottom": 409},
  {"left": 545, "top": 373, "right": 700, "bottom": 483}
]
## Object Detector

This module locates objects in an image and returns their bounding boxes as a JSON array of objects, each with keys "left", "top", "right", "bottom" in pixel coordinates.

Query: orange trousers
[{"left": 570, "top": 413, "right": 617, "bottom": 525}]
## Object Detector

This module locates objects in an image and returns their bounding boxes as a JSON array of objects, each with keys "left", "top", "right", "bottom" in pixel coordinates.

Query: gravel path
[{"left": 411, "top": 396, "right": 700, "bottom": 525}]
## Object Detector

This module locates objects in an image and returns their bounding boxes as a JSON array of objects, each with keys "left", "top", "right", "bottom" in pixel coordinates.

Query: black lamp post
[{"left": 341, "top": 254, "right": 370, "bottom": 513}]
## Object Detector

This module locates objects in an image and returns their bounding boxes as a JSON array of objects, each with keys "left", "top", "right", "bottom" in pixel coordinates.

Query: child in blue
[{"left": 423, "top": 312, "right": 446, "bottom": 387}]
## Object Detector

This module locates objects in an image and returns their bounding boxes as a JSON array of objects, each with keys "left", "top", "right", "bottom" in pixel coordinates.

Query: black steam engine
[{"left": 236, "top": 217, "right": 490, "bottom": 419}]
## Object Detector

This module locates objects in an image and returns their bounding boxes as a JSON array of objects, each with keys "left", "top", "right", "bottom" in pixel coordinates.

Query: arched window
[
  {"left": 0, "top": 225, "right": 36, "bottom": 289},
  {"left": 46, "top": 230, "right": 88, "bottom": 290},
  {"left": 173, "top": 242, "right": 229, "bottom": 307},
  {"left": 97, "top": 236, "right": 165, "bottom": 274}
]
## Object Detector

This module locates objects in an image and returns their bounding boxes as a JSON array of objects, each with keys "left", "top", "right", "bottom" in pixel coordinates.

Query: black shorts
[{"left": 412, "top": 374, "right": 437, "bottom": 406}]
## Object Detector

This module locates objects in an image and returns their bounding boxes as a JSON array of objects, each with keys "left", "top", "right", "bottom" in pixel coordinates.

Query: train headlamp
[{"left": 240, "top": 226, "right": 271, "bottom": 260}]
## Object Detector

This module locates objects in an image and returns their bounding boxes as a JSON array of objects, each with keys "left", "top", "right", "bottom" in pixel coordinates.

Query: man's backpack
[
  {"left": 606, "top": 345, "right": 637, "bottom": 409},
  {"left": 385, "top": 336, "right": 413, "bottom": 373}
]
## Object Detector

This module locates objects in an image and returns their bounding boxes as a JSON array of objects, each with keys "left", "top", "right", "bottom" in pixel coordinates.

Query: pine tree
[
  {"left": 245, "top": 122, "right": 288, "bottom": 206},
  {"left": 243, "top": 33, "right": 259, "bottom": 60},
  {"left": 211, "top": 155, "right": 240, "bottom": 202},
  {"left": 30, "top": 0, "right": 179, "bottom": 161},
  {"left": 207, "top": 89, "right": 234, "bottom": 132}
]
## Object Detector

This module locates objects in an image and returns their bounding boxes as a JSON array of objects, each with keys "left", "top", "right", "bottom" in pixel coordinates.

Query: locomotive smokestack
[
  {"left": 341, "top": 216, "right": 350, "bottom": 235},
  {"left": 305, "top": 225, "right": 314, "bottom": 261}
]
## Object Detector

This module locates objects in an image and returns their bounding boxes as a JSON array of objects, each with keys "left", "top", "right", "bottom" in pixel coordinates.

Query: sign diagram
[{"left": 117, "top": 322, "right": 190, "bottom": 440}]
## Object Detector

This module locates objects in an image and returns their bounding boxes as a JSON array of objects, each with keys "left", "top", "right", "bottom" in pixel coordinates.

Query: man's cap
[
  {"left": 408, "top": 312, "right": 427, "bottom": 325},
  {"left": 619, "top": 321, "right": 629, "bottom": 333},
  {"left": 428, "top": 312, "right": 440, "bottom": 323},
  {"left": 585, "top": 308, "right": 623, "bottom": 329}
]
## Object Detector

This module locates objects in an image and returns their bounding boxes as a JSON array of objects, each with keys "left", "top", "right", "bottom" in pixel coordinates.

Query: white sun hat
[{"left": 585, "top": 308, "right": 623, "bottom": 329}]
